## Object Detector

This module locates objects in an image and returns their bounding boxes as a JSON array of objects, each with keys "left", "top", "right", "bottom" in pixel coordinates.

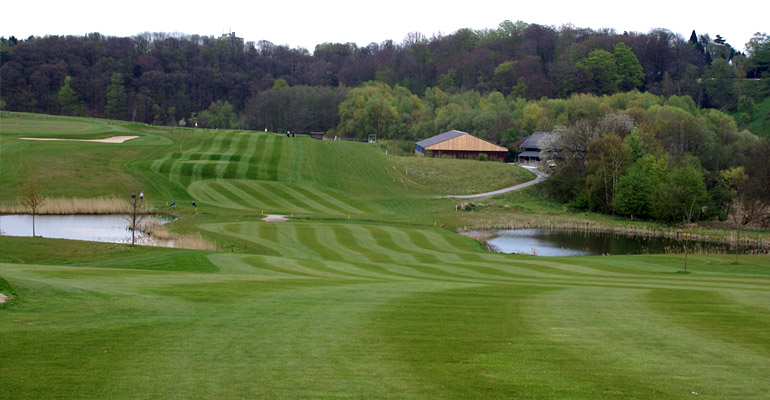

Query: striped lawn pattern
[
  {"left": 150, "top": 132, "right": 291, "bottom": 186},
  {"left": 202, "top": 220, "right": 770, "bottom": 291},
  {"left": 189, "top": 180, "right": 373, "bottom": 214}
]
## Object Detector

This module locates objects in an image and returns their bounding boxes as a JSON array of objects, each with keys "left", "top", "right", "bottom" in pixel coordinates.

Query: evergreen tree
[
  {"left": 105, "top": 73, "right": 127, "bottom": 120},
  {"left": 57, "top": 76, "right": 83, "bottom": 116}
]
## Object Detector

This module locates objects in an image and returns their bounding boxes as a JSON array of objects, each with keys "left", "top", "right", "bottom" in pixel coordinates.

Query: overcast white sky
[{"left": 2, "top": 0, "right": 767, "bottom": 52}]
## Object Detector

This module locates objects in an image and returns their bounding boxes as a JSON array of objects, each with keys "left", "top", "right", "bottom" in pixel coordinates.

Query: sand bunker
[
  {"left": 262, "top": 214, "right": 288, "bottom": 222},
  {"left": 20, "top": 135, "right": 139, "bottom": 143},
  {"left": 0, "top": 293, "right": 8, "bottom": 304}
]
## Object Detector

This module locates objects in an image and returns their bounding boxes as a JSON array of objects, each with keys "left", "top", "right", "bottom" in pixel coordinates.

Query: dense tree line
[
  {"left": 2, "top": 24, "right": 769, "bottom": 129},
  {"left": 536, "top": 93, "right": 770, "bottom": 226}
]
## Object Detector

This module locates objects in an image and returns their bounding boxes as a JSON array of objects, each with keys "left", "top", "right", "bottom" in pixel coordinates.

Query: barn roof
[
  {"left": 416, "top": 130, "right": 507, "bottom": 152},
  {"left": 415, "top": 130, "right": 467, "bottom": 148},
  {"left": 520, "top": 131, "right": 557, "bottom": 150}
]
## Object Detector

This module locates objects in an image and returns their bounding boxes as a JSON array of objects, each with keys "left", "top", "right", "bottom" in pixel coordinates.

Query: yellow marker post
[{"left": 347, "top": 215, "right": 350, "bottom": 221}]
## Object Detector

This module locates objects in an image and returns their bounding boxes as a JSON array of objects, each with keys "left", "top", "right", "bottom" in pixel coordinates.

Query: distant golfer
[
  {"left": 170, "top": 202, "right": 175, "bottom": 208},
  {"left": 139, "top": 192, "right": 144, "bottom": 200}
]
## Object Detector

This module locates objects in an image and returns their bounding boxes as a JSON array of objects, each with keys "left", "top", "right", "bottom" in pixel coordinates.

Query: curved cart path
[{"left": 444, "top": 166, "right": 548, "bottom": 199}]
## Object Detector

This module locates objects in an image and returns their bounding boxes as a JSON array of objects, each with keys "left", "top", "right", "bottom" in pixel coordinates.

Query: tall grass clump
[
  {"left": 139, "top": 220, "right": 216, "bottom": 250},
  {"left": 0, "top": 197, "right": 129, "bottom": 215},
  {"left": 172, "top": 232, "right": 218, "bottom": 251}
]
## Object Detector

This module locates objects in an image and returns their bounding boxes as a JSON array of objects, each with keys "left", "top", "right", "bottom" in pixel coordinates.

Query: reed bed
[
  {"left": 171, "top": 233, "right": 218, "bottom": 251},
  {"left": 0, "top": 197, "right": 129, "bottom": 215},
  {"left": 139, "top": 220, "right": 216, "bottom": 250},
  {"left": 141, "top": 220, "right": 174, "bottom": 241}
]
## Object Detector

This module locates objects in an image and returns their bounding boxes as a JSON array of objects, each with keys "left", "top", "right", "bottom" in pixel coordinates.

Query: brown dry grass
[
  {"left": 171, "top": 233, "right": 217, "bottom": 251},
  {"left": 137, "top": 219, "right": 216, "bottom": 250},
  {"left": 1, "top": 197, "right": 129, "bottom": 215}
]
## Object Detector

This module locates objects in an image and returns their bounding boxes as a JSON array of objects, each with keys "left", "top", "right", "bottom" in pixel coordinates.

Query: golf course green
[{"left": 1, "top": 113, "right": 769, "bottom": 399}]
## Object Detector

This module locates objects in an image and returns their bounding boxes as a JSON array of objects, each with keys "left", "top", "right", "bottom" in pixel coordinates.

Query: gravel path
[{"left": 444, "top": 166, "right": 548, "bottom": 199}]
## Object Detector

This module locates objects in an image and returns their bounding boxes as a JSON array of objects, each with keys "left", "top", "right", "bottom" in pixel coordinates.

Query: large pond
[
  {"left": 0, "top": 214, "right": 171, "bottom": 245},
  {"left": 478, "top": 228, "right": 741, "bottom": 256}
]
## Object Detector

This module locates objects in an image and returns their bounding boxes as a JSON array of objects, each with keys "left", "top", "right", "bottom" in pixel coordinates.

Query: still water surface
[
  {"left": 485, "top": 228, "right": 730, "bottom": 256},
  {"left": 0, "top": 214, "right": 169, "bottom": 245}
]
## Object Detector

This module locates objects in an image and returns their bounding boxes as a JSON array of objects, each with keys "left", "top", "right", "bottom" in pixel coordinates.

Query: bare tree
[
  {"left": 18, "top": 179, "right": 46, "bottom": 237},
  {"left": 126, "top": 192, "right": 146, "bottom": 246}
]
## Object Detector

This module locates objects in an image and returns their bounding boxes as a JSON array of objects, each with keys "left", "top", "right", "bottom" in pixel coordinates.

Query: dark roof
[
  {"left": 415, "top": 130, "right": 467, "bottom": 148},
  {"left": 517, "top": 151, "right": 542, "bottom": 158},
  {"left": 520, "top": 131, "right": 557, "bottom": 150}
]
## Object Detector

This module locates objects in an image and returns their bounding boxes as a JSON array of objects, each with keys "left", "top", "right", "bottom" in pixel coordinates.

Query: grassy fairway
[{"left": 2, "top": 114, "right": 769, "bottom": 399}]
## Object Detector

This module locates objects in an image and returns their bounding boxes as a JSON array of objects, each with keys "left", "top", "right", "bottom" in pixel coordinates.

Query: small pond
[
  {"left": 475, "top": 228, "right": 741, "bottom": 256},
  {"left": 0, "top": 214, "right": 172, "bottom": 245}
]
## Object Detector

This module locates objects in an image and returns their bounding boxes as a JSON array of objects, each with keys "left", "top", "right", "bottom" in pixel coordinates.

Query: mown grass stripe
[
  {"left": 289, "top": 185, "right": 365, "bottom": 215},
  {"left": 258, "top": 183, "right": 317, "bottom": 214},
  {"left": 293, "top": 258, "right": 378, "bottom": 281},
  {"left": 212, "top": 180, "right": 262, "bottom": 211},
  {"left": 235, "top": 133, "right": 261, "bottom": 179},
  {"left": 397, "top": 261, "right": 500, "bottom": 282},
  {"left": 190, "top": 182, "right": 250, "bottom": 211},
  {"left": 316, "top": 259, "right": 411, "bottom": 281},
  {"left": 168, "top": 141, "right": 205, "bottom": 183},
  {"left": 242, "top": 255, "right": 331, "bottom": 278},
  {"left": 379, "top": 228, "right": 459, "bottom": 264},
  {"left": 331, "top": 225, "right": 396, "bottom": 264},
  {"left": 234, "top": 181, "right": 285, "bottom": 211},
  {"left": 254, "top": 134, "right": 278, "bottom": 181},
  {"left": 150, "top": 150, "right": 174, "bottom": 174},
  {"left": 207, "top": 254, "right": 292, "bottom": 275},
  {"left": 205, "top": 181, "right": 254, "bottom": 210},
  {"left": 404, "top": 229, "right": 483, "bottom": 264},
  {"left": 218, "top": 223, "right": 292, "bottom": 257},
  {"left": 264, "top": 255, "right": 350, "bottom": 279},
  {"left": 274, "top": 185, "right": 343, "bottom": 215},
  {"left": 215, "top": 133, "right": 243, "bottom": 179},
  {"left": 191, "top": 134, "right": 227, "bottom": 181},
  {"left": 278, "top": 223, "right": 327, "bottom": 259},
  {"left": 346, "top": 225, "right": 421, "bottom": 265},
  {"left": 247, "top": 134, "right": 270, "bottom": 179},
  {"left": 298, "top": 224, "right": 346, "bottom": 261}
]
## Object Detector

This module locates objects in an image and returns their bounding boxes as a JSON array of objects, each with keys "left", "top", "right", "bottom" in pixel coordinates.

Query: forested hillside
[
  {"left": 3, "top": 22, "right": 769, "bottom": 226},
  {"left": 2, "top": 22, "right": 768, "bottom": 136}
]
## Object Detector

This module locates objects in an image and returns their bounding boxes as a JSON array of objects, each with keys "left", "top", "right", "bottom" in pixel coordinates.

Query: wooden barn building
[{"left": 415, "top": 130, "right": 508, "bottom": 162}]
